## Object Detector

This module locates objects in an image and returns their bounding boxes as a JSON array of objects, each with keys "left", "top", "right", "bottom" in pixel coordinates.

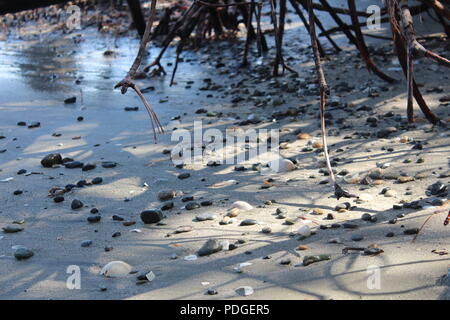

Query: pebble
[
  {"left": 64, "top": 161, "right": 84, "bottom": 169},
  {"left": 54, "top": 196, "right": 64, "bottom": 203},
  {"left": 240, "top": 219, "right": 259, "bottom": 226},
  {"left": 82, "top": 163, "right": 96, "bottom": 171},
  {"left": 91, "top": 177, "right": 103, "bottom": 184},
  {"left": 140, "top": 210, "right": 163, "bottom": 224},
  {"left": 261, "top": 227, "right": 272, "bottom": 234},
  {"left": 2, "top": 225, "right": 24, "bottom": 233},
  {"left": 351, "top": 234, "right": 364, "bottom": 241},
  {"left": 185, "top": 202, "right": 200, "bottom": 210},
  {"left": 14, "top": 247, "right": 34, "bottom": 260},
  {"left": 87, "top": 215, "right": 101, "bottom": 223},
  {"left": 198, "top": 239, "right": 222, "bottom": 256},
  {"left": 404, "top": 228, "right": 419, "bottom": 235},
  {"left": 81, "top": 240, "right": 92, "bottom": 247},
  {"left": 161, "top": 202, "right": 174, "bottom": 211},
  {"left": 71, "top": 199, "right": 83, "bottom": 210},
  {"left": 101, "top": 161, "right": 117, "bottom": 168},
  {"left": 41, "top": 153, "right": 63, "bottom": 168},
  {"left": 196, "top": 213, "right": 216, "bottom": 221},
  {"left": 178, "top": 173, "right": 191, "bottom": 179},
  {"left": 158, "top": 190, "right": 176, "bottom": 201}
]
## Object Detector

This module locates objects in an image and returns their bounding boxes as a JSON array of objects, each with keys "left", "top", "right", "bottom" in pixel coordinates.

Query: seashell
[
  {"left": 297, "top": 224, "right": 311, "bottom": 237},
  {"left": 100, "top": 261, "right": 132, "bottom": 278},
  {"left": 184, "top": 254, "right": 198, "bottom": 261},
  {"left": 268, "top": 158, "right": 295, "bottom": 173},
  {"left": 233, "top": 262, "right": 252, "bottom": 273},
  {"left": 210, "top": 179, "right": 238, "bottom": 188},
  {"left": 145, "top": 271, "right": 155, "bottom": 282},
  {"left": 230, "top": 201, "right": 253, "bottom": 211},
  {"left": 226, "top": 207, "right": 240, "bottom": 217}
]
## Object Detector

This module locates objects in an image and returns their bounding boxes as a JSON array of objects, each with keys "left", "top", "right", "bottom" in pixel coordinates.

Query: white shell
[
  {"left": 231, "top": 201, "right": 253, "bottom": 211},
  {"left": 100, "top": 261, "right": 132, "bottom": 278},
  {"left": 269, "top": 158, "right": 295, "bottom": 173},
  {"left": 236, "top": 286, "right": 254, "bottom": 296},
  {"left": 184, "top": 254, "right": 198, "bottom": 261},
  {"left": 210, "top": 179, "right": 238, "bottom": 188},
  {"left": 145, "top": 271, "right": 155, "bottom": 282},
  {"left": 196, "top": 213, "right": 217, "bottom": 221},
  {"left": 297, "top": 224, "right": 311, "bottom": 237}
]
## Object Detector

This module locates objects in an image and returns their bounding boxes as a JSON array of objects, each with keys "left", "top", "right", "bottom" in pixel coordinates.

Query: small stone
[
  {"left": 2, "top": 225, "right": 24, "bottom": 233},
  {"left": 361, "top": 213, "right": 372, "bottom": 221},
  {"left": 161, "top": 201, "right": 174, "bottom": 211},
  {"left": 178, "top": 173, "right": 191, "bottom": 179},
  {"left": 185, "top": 202, "right": 200, "bottom": 210},
  {"left": 101, "top": 161, "right": 117, "bottom": 168},
  {"left": 196, "top": 213, "right": 216, "bottom": 221},
  {"left": 64, "top": 97, "right": 76, "bottom": 104},
  {"left": 398, "top": 176, "right": 414, "bottom": 183},
  {"left": 112, "top": 215, "right": 124, "bottom": 221},
  {"left": 240, "top": 219, "right": 259, "bottom": 226},
  {"left": 64, "top": 161, "right": 84, "bottom": 169},
  {"left": 71, "top": 199, "right": 83, "bottom": 210},
  {"left": 207, "top": 288, "right": 218, "bottom": 295},
  {"left": 91, "top": 177, "right": 103, "bottom": 184},
  {"left": 351, "top": 234, "right": 364, "bottom": 241},
  {"left": 13, "top": 190, "right": 23, "bottom": 195},
  {"left": 82, "top": 163, "right": 96, "bottom": 171},
  {"left": 140, "top": 210, "right": 163, "bottom": 224},
  {"left": 14, "top": 247, "right": 34, "bottom": 260},
  {"left": 158, "top": 190, "right": 176, "bottom": 201},
  {"left": 87, "top": 215, "right": 101, "bottom": 223},
  {"left": 81, "top": 240, "right": 92, "bottom": 247},
  {"left": 54, "top": 196, "right": 64, "bottom": 203},
  {"left": 198, "top": 239, "right": 222, "bottom": 256},
  {"left": 41, "top": 153, "right": 63, "bottom": 168},
  {"left": 386, "top": 232, "right": 395, "bottom": 237},
  {"left": 279, "top": 258, "right": 292, "bottom": 265},
  {"left": 261, "top": 227, "right": 272, "bottom": 234},
  {"left": 404, "top": 228, "right": 419, "bottom": 235},
  {"left": 175, "top": 226, "right": 193, "bottom": 233}
]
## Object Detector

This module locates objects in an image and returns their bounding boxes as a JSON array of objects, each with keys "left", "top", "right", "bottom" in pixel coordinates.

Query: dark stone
[
  {"left": 161, "top": 202, "right": 174, "bottom": 211},
  {"left": 140, "top": 210, "right": 163, "bottom": 224},
  {"left": 54, "top": 196, "right": 64, "bottom": 203},
  {"left": 41, "top": 153, "right": 63, "bottom": 168},
  {"left": 91, "top": 177, "right": 103, "bottom": 184},
  {"left": 71, "top": 199, "right": 84, "bottom": 210},
  {"left": 101, "top": 161, "right": 117, "bottom": 168},
  {"left": 64, "top": 161, "right": 84, "bottom": 169},
  {"left": 112, "top": 215, "right": 124, "bottom": 221},
  {"left": 82, "top": 163, "right": 96, "bottom": 171},
  {"left": 185, "top": 202, "right": 200, "bottom": 210},
  {"left": 178, "top": 173, "right": 191, "bottom": 179},
  {"left": 404, "top": 228, "right": 419, "bottom": 235},
  {"left": 64, "top": 96, "right": 76, "bottom": 104},
  {"left": 87, "top": 215, "right": 101, "bottom": 223}
]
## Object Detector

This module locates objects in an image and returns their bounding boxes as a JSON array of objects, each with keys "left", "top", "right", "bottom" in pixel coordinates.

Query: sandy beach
[{"left": 0, "top": 0, "right": 449, "bottom": 300}]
